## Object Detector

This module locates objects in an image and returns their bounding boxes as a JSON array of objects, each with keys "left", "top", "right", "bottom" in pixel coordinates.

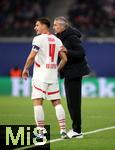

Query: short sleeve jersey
[{"left": 32, "top": 34, "right": 63, "bottom": 83}]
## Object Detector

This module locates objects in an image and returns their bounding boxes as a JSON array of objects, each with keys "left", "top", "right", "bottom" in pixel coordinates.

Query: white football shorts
[{"left": 31, "top": 79, "right": 61, "bottom": 100}]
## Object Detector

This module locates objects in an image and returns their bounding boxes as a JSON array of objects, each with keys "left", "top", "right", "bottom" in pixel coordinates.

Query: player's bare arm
[
  {"left": 60, "top": 46, "right": 68, "bottom": 54},
  {"left": 58, "top": 51, "right": 67, "bottom": 71},
  {"left": 22, "top": 50, "right": 37, "bottom": 80}
]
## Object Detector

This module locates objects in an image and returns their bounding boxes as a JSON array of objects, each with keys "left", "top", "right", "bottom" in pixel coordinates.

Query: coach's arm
[
  {"left": 67, "top": 35, "right": 85, "bottom": 59},
  {"left": 61, "top": 35, "right": 85, "bottom": 59},
  {"left": 22, "top": 50, "right": 37, "bottom": 80}
]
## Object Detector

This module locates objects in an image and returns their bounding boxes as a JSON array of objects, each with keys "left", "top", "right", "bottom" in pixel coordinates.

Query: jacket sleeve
[{"left": 67, "top": 35, "right": 85, "bottom": 59}]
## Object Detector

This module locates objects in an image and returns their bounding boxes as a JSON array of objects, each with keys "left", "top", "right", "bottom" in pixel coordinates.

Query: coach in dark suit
[{"left": 53, "top": 16, "right": 90, "bottom": 138}]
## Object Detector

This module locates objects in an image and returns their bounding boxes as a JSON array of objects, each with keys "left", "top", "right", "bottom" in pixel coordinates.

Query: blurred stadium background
[{"left": 0, "top": 0, "right": 115, "bottom": 150}]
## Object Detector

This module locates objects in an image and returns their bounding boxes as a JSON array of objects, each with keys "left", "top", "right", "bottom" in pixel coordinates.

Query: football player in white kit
[{"left": 22, "top": 18, "right": 68, "bottom": 139}]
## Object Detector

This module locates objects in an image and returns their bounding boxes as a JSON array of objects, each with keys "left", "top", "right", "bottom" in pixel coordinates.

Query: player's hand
[
  {"left": 60, "top": 46, "right": 68, "bottom": 54},
  {"left": 22, "top": 69, "right": 29, "bottom": 80}
]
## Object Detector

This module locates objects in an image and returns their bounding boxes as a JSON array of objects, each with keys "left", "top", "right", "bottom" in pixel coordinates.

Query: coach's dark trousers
[{"left": 65, "top": 77, "right": 82, "bottom": 133}]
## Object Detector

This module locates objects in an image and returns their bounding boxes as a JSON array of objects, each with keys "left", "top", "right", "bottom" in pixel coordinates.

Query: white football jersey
[{"left": 32, "top": 34, "right": 63, "bottom": 83}]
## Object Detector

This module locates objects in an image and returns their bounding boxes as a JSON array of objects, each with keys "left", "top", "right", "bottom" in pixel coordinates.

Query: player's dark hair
[{"left": 37, "top": 18, "right": 50, "bottom": 28}]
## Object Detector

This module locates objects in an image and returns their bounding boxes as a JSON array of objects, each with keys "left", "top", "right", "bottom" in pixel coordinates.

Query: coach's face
[
  {"left": 53, "top": 20, "right": 65, "bottom": 33},
  {"left": 34, "top": 21, "right": 44, "bottom": 34}
]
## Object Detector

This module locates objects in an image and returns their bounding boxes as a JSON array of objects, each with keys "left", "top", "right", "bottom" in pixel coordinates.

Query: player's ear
[{"left": 42, "top": 24, "right": 47, "bottom": 29}]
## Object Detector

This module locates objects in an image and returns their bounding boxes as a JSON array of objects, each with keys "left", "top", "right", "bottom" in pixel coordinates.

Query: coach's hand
[{"left": 22, "top": 69, "right": 29, "bottom": 80}]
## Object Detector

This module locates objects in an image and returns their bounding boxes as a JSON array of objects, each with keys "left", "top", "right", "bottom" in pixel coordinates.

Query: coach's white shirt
[{"left": 32, "top": 34, "right": 62, "bottom": 83}]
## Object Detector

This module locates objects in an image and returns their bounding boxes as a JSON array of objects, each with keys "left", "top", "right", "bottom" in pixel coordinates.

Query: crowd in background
[
  {"left": 0, "top": 0, "right": 115, "bottom": 37},
  {"left": 68, "top": 0, "right": 115, "bottom": 37},
  {"left": 0, "top": 0, "right": 50, "bottom": 37}
]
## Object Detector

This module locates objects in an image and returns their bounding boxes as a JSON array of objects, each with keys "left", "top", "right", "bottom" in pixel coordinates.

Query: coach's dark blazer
[{"left": 57, "top": 27, "right": 90, "bottom": 79}]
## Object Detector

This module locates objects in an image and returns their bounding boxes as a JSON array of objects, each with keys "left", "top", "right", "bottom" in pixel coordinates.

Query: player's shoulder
[
  {"left": 33, "top": 34, "right": 43, "bottom": 40},
  {"left": 32, "top": 35, "right": 44, "bottom": 46},
  {"left": 34, "top": 34, "right": 52, "bottom": 41},
  {"left": 51, "top": 34, "right": 62, "bottom": 43}
]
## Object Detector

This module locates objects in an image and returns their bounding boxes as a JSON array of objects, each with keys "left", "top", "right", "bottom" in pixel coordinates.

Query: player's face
[
  {"left": 34, "top": 21, "right": 44, "bottom": 34},
  {"left": 53, "top": 20, "right": 65, "bottom": 33}
]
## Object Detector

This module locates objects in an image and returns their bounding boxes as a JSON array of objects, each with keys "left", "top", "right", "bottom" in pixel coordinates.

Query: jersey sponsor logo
[{"left": 46, "top": 64, "right": 57, "bottom": 69}]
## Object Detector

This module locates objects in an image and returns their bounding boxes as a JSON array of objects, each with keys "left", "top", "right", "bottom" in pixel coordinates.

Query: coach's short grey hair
[{"left": 54, "top": 16, "right": 70, "bottom": 29}]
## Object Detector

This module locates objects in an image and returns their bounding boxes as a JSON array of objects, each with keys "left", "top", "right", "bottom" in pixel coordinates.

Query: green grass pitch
[{"left": 0, "top": 96, "right": 115, "bottom": 150}]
